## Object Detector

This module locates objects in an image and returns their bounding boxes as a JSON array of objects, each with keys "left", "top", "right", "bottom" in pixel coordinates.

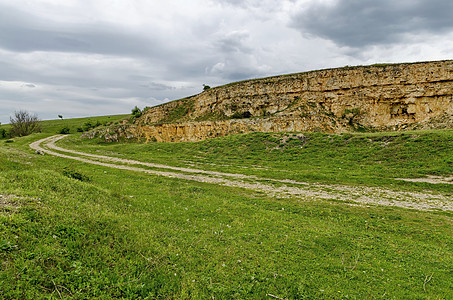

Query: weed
[
  {"left": 194, "top": 111, "right": 229, "bottom": 122},
  {"left": 62, "top": 167, "right": 91, "bottom": 182},
  {"left": 342, "top": 108, "right": 361, "bottom": 117}
]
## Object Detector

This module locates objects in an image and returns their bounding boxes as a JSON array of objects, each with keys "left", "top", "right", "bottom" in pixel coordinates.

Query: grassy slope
[{"left": 1, "top": 117, "right": 452, "bottom": 299}]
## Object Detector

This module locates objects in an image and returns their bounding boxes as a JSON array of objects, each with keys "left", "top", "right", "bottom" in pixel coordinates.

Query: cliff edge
[{"left": 90, "top": 60, "right": 453, "bottom": 142}]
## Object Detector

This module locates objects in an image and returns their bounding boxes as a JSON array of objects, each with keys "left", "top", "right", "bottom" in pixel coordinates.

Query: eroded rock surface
[{"left": 89, "top": 60, "right": 453, "bottom": 142}]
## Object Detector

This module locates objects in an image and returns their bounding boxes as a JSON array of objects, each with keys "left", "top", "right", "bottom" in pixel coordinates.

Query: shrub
[
  {"left": 81, "top": 121, "right": 102, "bottom": 132},
  {"left": 82, "top": 122, "right": 92, "bottom": 131},
  {"left": 59, "top": 126, "right": 70, "bottom": 134},
  {"left": 0, "top": 128, "right": 7, "bottom": 138},
  {"left": 9, "top": 110, "right": 42, "bottom": 137}
]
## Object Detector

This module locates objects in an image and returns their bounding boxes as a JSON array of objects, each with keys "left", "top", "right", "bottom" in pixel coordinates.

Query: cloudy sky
[{"left": 1, "top": 0, "right": 453, "bottom": 124}]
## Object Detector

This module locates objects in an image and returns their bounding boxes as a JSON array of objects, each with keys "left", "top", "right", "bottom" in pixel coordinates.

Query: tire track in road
[{"left": 30, "top": 135, "right": 453, "bottom": 211}]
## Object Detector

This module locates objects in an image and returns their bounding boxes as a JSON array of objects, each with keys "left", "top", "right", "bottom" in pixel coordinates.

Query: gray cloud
[
  {"left": 214, "top": 0, "right": 264, "bottom": 8},
  {"left": 0, "top": 0, "right": 452, "bottom": 124},
  {"left": 21, "top": 83, "right": 36, "bottom": 88},
  {"left": 291, "top": 0, "right": 453, "bottom": 48},
  {"left": 215, "top": 31, "right": 252, "bottom": 54},
  {"left": 0, "top": 4, "right": 165, "bottom": 57},
  {"left": 139, "top": 82, "right": 177, "bottom": 91}
]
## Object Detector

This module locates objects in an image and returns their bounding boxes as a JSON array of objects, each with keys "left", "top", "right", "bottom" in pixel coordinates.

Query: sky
[{"left": 1, "top": 0, "right": 453, "bottom": 124}]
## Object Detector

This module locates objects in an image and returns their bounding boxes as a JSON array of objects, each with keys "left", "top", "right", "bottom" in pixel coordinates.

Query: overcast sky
[{"left": 1, "top": 0, "right": 453, "bottom": 124}]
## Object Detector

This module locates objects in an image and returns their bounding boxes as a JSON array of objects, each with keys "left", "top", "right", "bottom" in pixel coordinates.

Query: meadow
[{"left": 0, "top": 116, "right": 452, "bottom": 299}]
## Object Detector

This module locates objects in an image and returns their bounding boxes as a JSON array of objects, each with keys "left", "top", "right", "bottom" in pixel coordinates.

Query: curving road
[{"left": 30, "top": 135, "right": 453, "bottom": 211}]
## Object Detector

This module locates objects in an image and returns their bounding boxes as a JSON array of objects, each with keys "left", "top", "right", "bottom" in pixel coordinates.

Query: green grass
[
  {"left": 62, "top": 130, "right": 453, "bottom": 194},
  {"left": 157, "top": 98, "right": 195, "bottom": 124},
  {"left": 0, "top": 114, "right": 129, "bottom": 139},
  {"left": 1, "top": 120, "right": 452, "bottom": 299}
]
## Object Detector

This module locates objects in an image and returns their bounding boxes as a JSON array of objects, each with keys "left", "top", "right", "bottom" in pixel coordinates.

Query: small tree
[
  {"left": 131, "top": 106, "right": 142, "bottom": 118},
  {"left": 203, "top": 84, "right": 211, "bottom": 91},
  {"left": 58, "top": 115, "right": 63, "bottom": 120},
  {"left": 9, "top": 110, "right": 42, "bottom": 137}
]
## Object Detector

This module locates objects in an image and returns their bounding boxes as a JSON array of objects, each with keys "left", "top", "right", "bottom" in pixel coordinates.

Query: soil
[{"left": 30, "top": 135, "right": 453, "bottom": 212}]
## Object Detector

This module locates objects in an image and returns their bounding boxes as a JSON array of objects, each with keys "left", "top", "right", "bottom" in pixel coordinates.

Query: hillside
[
  {"left": 89, "top": 60, "right": 453, "bottom": 142},
  {"left": 1, "top": 120, "right": 452, "bottom": 298}
]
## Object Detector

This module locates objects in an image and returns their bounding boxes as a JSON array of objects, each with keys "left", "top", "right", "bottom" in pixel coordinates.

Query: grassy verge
[{"left": 0, "top": 121, "right": 452, "bottom": 298}]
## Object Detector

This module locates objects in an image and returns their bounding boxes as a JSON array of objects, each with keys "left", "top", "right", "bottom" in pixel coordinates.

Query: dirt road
[{"left": 30, "top": 135, "right": 452, "bottom": 211}]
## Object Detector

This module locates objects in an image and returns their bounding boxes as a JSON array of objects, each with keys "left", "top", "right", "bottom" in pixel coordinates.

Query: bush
[
  {"left": 59, "top": 126, "right": 70, "bottom": 134},
  {"left": 82, "top": 122, "right": 92, "bottom": 131},
  {"left": 9, "top": 110, "right": 42, "bottom": 137},
  {"left": 0, "top": 128, "right": 7, "bottom": 138},
  {"left": 81, "top": 121, "right": 102, "bottom": 132},
  {"left": 131, "top": 106, "right": 142, "bottom": 118}
]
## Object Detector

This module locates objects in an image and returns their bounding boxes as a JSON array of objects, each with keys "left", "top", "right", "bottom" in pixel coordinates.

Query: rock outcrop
[{"left": 91, "top": 60, "right": 453, "bottom": 142}]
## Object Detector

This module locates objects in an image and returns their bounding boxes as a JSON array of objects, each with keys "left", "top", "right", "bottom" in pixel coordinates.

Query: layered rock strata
[{"left": 93, "top": 60, "right": 453, "bottom": 142}]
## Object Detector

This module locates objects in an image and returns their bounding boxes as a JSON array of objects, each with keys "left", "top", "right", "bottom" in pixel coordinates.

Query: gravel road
[{"left": 30, "top": 135, "right": 453, "bottom": 211}]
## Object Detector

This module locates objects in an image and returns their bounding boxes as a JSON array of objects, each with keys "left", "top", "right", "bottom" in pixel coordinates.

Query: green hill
[{"left": 0, "top": 117, "right": 452, "bottom": 298}]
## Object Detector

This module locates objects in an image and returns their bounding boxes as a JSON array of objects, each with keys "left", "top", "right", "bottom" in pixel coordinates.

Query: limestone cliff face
[
  {"left": 97, "top": 115, "right": 341, "bottom": 143},
  {"left": 98, "top": 60, "right": 453, "bottom": 142}
]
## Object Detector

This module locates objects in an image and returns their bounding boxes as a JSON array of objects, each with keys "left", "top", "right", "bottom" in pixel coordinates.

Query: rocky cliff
[{"left": 91, "top": 60, "right": 453, "bottom": 142}]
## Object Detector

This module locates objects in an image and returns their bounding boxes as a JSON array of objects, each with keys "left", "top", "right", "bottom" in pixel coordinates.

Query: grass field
[
  {"left": 60, "top": 128, "right": 453, "bottom": 194},
  {"left": 1, "top": 116, "right": 452, "bottom": 299}
]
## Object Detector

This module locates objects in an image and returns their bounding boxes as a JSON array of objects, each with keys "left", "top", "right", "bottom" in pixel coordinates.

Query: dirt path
[
  {"left": 30, "top": 135, "right": 452, "bottom": 212},
  {"left": 396, "top": 176, "right": 453, "bottom": 185}
]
